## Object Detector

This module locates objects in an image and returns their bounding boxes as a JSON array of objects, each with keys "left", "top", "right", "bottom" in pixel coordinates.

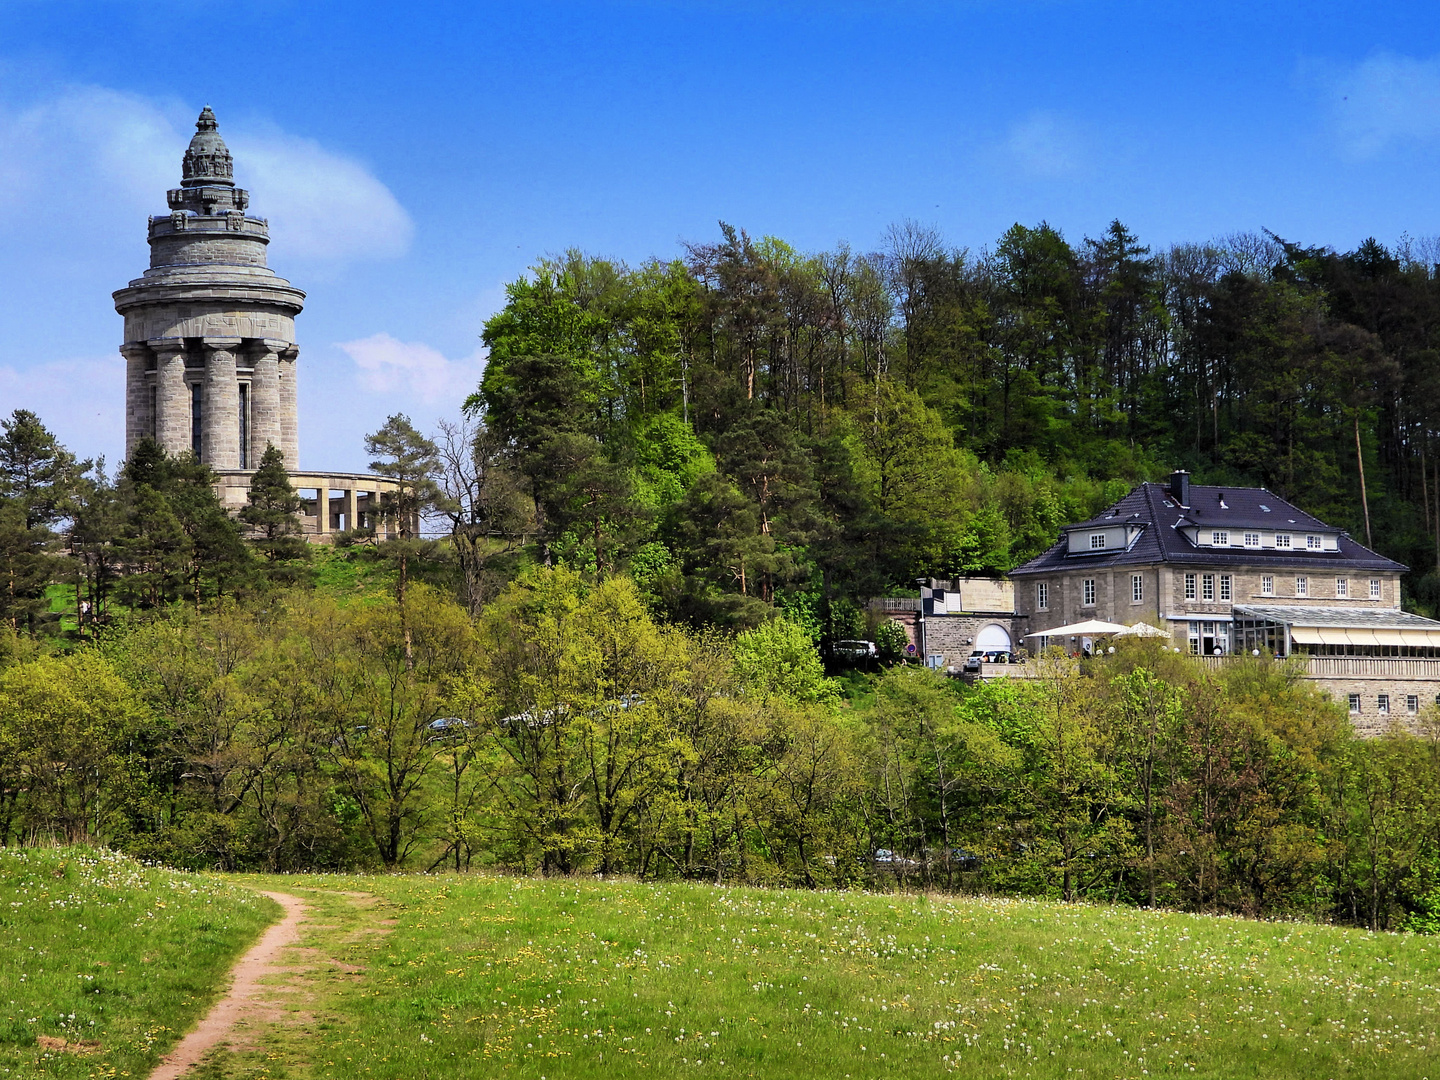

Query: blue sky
[{"left": 2, "top": 0, "right": 1440, "bottom": 471}]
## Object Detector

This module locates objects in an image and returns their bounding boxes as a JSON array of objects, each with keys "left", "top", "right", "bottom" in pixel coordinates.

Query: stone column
[
  {"left": 249, "top": 341, "right": 283, "bottom": 467},
  {"left": 315, "top": 486, "right": 331, "bottom": 535},
  {"left": 120, "top": 343, "right": 153, "bottom": 456},
  {"left": 149, "top": 339, "right": 190, "bottom": 457},
  {"left": 201, "top": 338, "right": 241, "bottom": 468},
  {"left": 341, "top": 488, "right": 358, "bottom": 533},
  {"left": 279, "top": 345, "right": 299, "bottom": 468}
]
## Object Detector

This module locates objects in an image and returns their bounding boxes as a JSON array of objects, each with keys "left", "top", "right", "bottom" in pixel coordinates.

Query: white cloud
[
  {"left": 1002, "top": 111, "right": 1086, "bottom": 179},
  {"left": 0, "top": 355, "right": 123, "bottom": 466},
  {"left": 1331, "top": 51, "right": 1440, "bottom": 159},
  {"left": 230, "top": 132, "right": 413, "bottom": 261},
  {"left": 0, "top": 86, "right": 174, "bottom": 221},
  {"left": 337, "top": 332, "right": 486, "bottom": 407},
  {"left": 0, "top": 83, "right": 412, "bottom": 262}
]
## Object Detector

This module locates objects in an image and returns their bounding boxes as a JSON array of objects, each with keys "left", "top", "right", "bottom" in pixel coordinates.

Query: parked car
[
  {"left": 427, "top": 716, "right": 474, "bottom": 742},
  {"left": 831, "top": 639, "right": 879, "bottom": 663},
  {"left": 963, "top": 650, "right": 985, "bottom": 673},
  {"left": 872, "top": 848, "right": 918, "bottom": 869}
]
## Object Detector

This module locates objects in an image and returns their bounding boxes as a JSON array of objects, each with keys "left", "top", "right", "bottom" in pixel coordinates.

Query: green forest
[
  {"left": 5, "top": 220, "right": 1440, "bottom": 931},
  {"left": 461, "top": 220, "right": 1440, "bottom": 623}
]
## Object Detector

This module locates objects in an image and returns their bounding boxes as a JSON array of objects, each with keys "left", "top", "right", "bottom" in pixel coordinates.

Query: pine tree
[
  {"left": 115, "top": 441, "right": 251, "bottom": 608},
  {"left": 365, "top": 415, "right": 442, "bottom": 668},
  {"left": 240, "top": 445, "right": 309, "bottom": 564},
  {"left": 0, "top": 409, "right": 81, "bottom": 530},
  {"left": 67, "top": 462, "right": 120, "bottom": 634},
  {"left": 0, "top": 411, "right": 81, "bottom": 634},
  {"left": 0, "top": 501, "right": 53, "bottom": 633}
]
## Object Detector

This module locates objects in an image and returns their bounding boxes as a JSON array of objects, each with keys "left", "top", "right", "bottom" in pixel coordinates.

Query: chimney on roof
[{"left": 1168, "top": 470, "right": 1190, "bottom": 507}]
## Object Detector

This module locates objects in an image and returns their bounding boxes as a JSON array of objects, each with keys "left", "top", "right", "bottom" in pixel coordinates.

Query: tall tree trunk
[
  {"left": 399, "top": 550, "right": 413, "bottom": 671},
  {"left": 1423, "top": 442, "right": 1431, "bottom": 546},
  {"left": 1355, "top": 414, "right": 1373, "bottom": 550}
]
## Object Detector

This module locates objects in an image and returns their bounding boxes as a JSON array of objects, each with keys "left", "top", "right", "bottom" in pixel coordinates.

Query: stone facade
[
  {"left": 110, "top": 108, "right": 409, "bottom": 545},
  {"left": 870, "top": 578, "right": 1026, "bottom": 668},
  {"left": 1009, "top": 475, "right": 1439, "bottom": 732},
  {"left": 921, "top": 613, "right": 1023, "bottom": 665},
  {"left": 114, "top": 108, "right": 304, "bottom": 471},
  {"left": 1020, "top": 563, "right": 1404, "bottom": 644}
]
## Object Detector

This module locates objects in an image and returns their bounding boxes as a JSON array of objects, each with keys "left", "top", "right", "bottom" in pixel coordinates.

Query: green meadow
[
  {"left": 239, "top": 874, "right": 1438, "bottom": 1080},
  {"left": 0, "top": 846, "right": 275, "bottom": 1078},
  {"left": 6, "top": 850, "right": 1440, "bottom": 1079}
]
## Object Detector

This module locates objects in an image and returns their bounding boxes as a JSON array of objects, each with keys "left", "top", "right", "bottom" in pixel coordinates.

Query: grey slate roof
[{"left": 1010, "top": 482, "right": 1407, "bottom": 576}]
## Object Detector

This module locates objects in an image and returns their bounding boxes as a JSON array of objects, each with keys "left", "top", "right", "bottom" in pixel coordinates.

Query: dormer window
[
  {"left": 1275, "top": 533, "right": 1292, "bottom": 549},
  {"left": 1306, "top": 534, "right": 1321, "bottom": 549},
  {"left": 1090, "top": 533, "right": 1106, "bottom": 550},
  {"left": 1211, "top": 530, "right": 1229, "bottom": 546},
  {"left": 1244, "top": 532, "right": 1260, "bottom": 547}
]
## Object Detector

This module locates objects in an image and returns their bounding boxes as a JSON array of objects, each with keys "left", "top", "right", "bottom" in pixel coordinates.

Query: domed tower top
[
  {"left": 181, "top": 106, "right": 234, "bottom": 187},
  {"left": 168, "top": 107, "right": 248, "bottom": 215}
]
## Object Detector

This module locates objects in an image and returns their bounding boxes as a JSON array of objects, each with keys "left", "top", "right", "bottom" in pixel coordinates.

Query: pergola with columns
[{"left": 214, "top": 470, "right": 410, "bottom": 541}]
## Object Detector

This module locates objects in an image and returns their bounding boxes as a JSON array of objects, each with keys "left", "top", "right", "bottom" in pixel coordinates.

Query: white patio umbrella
[
  {"left": 1114, "top": 622, "right": 1171, "bottom": 638},
  {"left": 1022, "top": 619, "right": 1128, "bottom": 639}
]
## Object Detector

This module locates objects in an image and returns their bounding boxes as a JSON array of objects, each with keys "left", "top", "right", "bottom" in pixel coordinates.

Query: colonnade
[
  {"left": 213, "top": 471, "right": 411, "bottom": 542},
  {"left": 122, "top": 335, "right": 298, "bottom": 468}
]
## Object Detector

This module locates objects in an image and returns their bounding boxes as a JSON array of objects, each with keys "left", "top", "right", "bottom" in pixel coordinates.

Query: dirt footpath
[{"left": 148, "top": 890, "right": 307, "bottom": 1080}]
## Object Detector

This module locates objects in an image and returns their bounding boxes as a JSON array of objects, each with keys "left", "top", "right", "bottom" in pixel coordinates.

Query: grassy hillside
[
  {"left": 233, "top": 874, "right": 1440, "bottom": 1080},
  {"left": 0, "top": 846, "right": 276, "bottom": 1078}
]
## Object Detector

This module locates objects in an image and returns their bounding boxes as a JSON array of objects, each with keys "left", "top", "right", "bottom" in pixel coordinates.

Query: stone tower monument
[{"left": 114, "top": 107, "right": 305, "bottom": 471}]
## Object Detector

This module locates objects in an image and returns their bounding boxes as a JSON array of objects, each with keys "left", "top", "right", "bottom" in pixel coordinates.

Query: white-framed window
[
  {"left": 1370, "top": 578, "right": 1382, "bottom": 600},
  {"left": 1276, "top": 533, "right": 1292, "bottom": 548},
  {"left": 1082, "top": 578, "right": 1096, "bottom": 607},
  {"left": 1090, "top": 533, "right": 1106, "bottom": 549},
  {"left": 1212, "top": 530, "right": 1229, "bottom": 546},
  {"left": 1296, "top": 576, "right": 1308, "bottom": 597},
  {"left": 1244, "top": 532, "right": 1261, "bottom": 547},
  {"left": 1132, "top": 574, "right": 1143, "bottom": 603},
  {"left": 1306, "top": 534, "right": 1322, "bottom": 549},
  {"left": 1187, "top": 620, "right": 1229, "bottom": 656},
  {"left": 1036, "top": 581, "right": 1049, "bottom": 611},
  {"left": 1378, "top": 694, "right": 1390, "bottom": 716},
  {"left": 1202, "top": 574, "right": 1215, "bottom": 601},
  {"left": 1185, "top": 573, "right": 1196, "bottom": 600},
  {"left": 1219, "top": 575, "right": 1232, "bottom": 601},
  {"left": 1261, "top": 575, "right": 1274, "bottom": 597},
  {"left": 1335, "top": 578, "right": 1348, "bottom": 598},
  {"left": 1348, "top": 693, "right": 1361, "bottom": 714},
  {"left": 1408, "top": 695, "right": 1420, "bottom": 715}
]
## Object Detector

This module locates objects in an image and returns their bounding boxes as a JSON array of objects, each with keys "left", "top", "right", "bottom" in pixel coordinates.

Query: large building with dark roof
[{"left": 1008, "top": 470, "right": 1440, "bottom": 734}]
